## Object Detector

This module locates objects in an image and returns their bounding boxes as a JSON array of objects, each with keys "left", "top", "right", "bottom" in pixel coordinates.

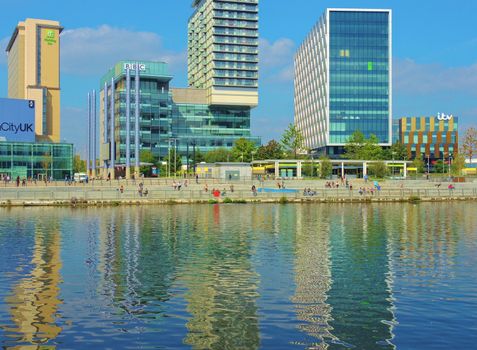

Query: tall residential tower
[
  {"left": 188, "top": 0, "right": 259, "bottom": 107},
  {"left": 295, "top": 9, "right": 392, "bottom": 157},
  {"left": 6, "top": 18, "right": 62, "bottom": 142}
]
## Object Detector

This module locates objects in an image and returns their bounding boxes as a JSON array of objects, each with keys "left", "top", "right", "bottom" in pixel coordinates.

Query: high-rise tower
[
  {"left": 295, "top": 9, "right": 392, "bottom": 157},
  {"left": 6, "top": 18, "right": 62, "bottom": 142},
  {"left": 188, "top": 0, "right": 259, "bottom": 107}
]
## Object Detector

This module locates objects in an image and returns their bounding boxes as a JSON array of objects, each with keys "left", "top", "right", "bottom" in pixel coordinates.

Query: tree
[
  {"left": 369, "top": 161, "right": 388, "bottom": 178},
  {"left": 205, "top": 148, "right": 233, "bottom": 163},
  {"left": 411, "top": 157, "right": 425, "bottom": 174},
  {"left": 163, "top": 150, "right": 182, "bottom": 175},
  {"left": 140, "top": 150, "right": 157, "bottom": 176},
  {"left": 344, "top": 131, "right": 383, "bottom": 160},
  {"left": 451, "top": 153, "right": 466, "bottom": 176},
  {"left": 433, "top": 160, "right": 445, "bottom": 174},
  {"left": 231, "top": 138, "right": 257, "bottom": 162},
  {"left": 281, "top": 123, "right": 305, "bottom": 159},
  {"left": 384, "top": 142, "right": 408, "bottom": 161},
  {"left": 344, "top": 130, "right": 366, "bottom": 159},
  {"left": 73, "top": 154, "right": 86, "bottom": 173},
  {"left": 462, "top": 127, "right": 477, "bottom": 163},
  {"left": 319, "top": 156, "right": 332, "bottom": 179},
  {"left": 361, "top": 134, "right": 384, "bottom": 160},
  {"left": 41, "top": 152, "right": 52, "bottom": 178},
  {"left": 256, "top": 140, "right": 284, "bottom": 160}
]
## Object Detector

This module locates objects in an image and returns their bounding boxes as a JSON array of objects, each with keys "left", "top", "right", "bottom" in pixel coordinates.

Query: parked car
[{"left": 74, "top": 173, "right": 88, "bottom": 183}]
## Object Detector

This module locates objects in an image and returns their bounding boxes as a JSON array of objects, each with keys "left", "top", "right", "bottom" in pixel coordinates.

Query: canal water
[{"left": 0, "top": 203, "right": 476, "bottom": 349}]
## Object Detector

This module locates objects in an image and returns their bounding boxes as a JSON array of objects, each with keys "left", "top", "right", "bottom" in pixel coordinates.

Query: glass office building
[
  {"left": 399, "top": 116, "right": 458, "bottom": 161},
  {"left": 99, "top": 61, "right": 260, "bottom": 176},
  {"left": 0, "top": 142, "right": 73, "bottom": 180},
  {"left": 295, "top": 9, "right": 392, "bottom": 157}
]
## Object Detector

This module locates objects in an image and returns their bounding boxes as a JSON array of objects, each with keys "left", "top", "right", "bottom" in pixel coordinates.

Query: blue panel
[{"left": 0, "top": 98, "right": 36, "bottom": 142}]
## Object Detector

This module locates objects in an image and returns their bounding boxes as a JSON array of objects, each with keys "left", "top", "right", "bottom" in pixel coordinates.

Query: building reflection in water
[
  {"left": 291, "top": 204, "right": 335, "bottom": 349},
  {"left": 180, "top": 205, "right": 260, "bottom": 350},
  {"left": 3, "top": 216, "right": 63, "bottom": 348},
  {"left": 325, "top": 204, "right": 395, "bottom": 350}
]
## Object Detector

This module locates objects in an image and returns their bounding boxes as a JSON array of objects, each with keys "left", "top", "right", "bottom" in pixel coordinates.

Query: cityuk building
[
  {"left": 0, "top": 18, "right": 72, "bottom": 180},
  {"left": 398, "top": 115, "right": 458, "bottom": 161},
  {"left": 295, "top": 9, "right": 392, "bottom": 157}
]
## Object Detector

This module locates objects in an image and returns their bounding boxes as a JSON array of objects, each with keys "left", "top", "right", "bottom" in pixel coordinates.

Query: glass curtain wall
[{"left": 329, "top": 11, "right": 390, "bottom": 144}]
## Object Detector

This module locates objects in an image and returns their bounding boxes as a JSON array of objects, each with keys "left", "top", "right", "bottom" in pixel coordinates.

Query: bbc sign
[{"left": 0, "top": 98, "right": 35, "bottom": 142}]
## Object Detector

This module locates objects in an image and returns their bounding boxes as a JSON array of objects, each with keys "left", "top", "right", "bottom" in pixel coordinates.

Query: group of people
[
  {"left": 206, "top": 184, "right": 235, "bottom": 197},
  {"left": 172, "top": 180, "right": 188, "bottom": 191},
  {"left": 303, "top": 188, "right": 317, "bottom": 196}
]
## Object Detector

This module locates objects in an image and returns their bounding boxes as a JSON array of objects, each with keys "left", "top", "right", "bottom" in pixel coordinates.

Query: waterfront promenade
[{"left": 0, "top": 177, "right": 476, "bottom": 206}]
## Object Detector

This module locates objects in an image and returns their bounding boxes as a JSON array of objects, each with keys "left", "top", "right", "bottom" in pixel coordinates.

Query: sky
[{"left": 0, "top": 0, "right": 476, "bottom": 155}]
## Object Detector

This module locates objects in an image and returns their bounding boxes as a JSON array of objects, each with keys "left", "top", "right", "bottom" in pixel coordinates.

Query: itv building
[
  {"left": 1, "top": 18, "right": 72, "bottom": 180},
  {"left": 295, "top": 9, "right": 392, "bottom": 157}
]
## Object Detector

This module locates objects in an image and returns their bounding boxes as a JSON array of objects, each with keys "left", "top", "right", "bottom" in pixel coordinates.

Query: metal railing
[{"left": 1, "top": 187, "right": 476, "bottom": 202}]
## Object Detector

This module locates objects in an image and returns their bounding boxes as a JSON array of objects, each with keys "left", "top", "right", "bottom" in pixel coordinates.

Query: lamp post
[
  {"left": 427, "top": 154, "right": 430, "bottom": 175},
  {"left": 448, "top": 153, "right": 453, "bottom": 178}
]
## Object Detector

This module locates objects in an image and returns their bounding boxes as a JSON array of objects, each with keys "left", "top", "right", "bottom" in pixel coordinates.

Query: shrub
[
  {"left": 223, "top": 197, "right": 233, "bottom": 203},
  {"left": 279, "top": 196, "right": 288, "bottom": 204}
]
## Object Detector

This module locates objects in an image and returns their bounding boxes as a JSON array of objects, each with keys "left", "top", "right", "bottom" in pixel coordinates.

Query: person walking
[{"left": 16, "top": 176, "right": 20, "bottom": 187}]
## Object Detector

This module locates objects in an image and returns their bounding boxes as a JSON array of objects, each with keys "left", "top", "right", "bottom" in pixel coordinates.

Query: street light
[{"left": 448, "top": 153, "right": 453, "bottom": 178}]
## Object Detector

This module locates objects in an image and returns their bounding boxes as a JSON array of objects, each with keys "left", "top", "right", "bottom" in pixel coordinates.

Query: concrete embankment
[{"left": 1, "top": 179, "right": 476, "bottom": 207}]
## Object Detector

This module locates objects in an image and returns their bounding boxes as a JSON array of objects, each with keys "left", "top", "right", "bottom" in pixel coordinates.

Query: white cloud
[
  {"left": 259, "top": 38, "right": 295, "bottom": 68},
  {"left": 259, "top": 38, "right": 295, "bottom": 83},
  {"left": 60, "top": 25, "right": 186, "bottom": 76},
  {"left": 394, "top": 58, "right": 477, "bottom": 95}
]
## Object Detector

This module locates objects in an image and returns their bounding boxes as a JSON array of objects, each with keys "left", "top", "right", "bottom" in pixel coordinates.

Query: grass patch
[
  {"left": 223, "top": 197, "right": 233, "bottom": 204},
  {"left": 408, "top": 195, "right": 421, "bottom": 203},
  {"left": 208, "top": 199, "right": 218, "bottom": 204},
  {"left": 232, "top": 199, "right": 247, "bottom": 204}
]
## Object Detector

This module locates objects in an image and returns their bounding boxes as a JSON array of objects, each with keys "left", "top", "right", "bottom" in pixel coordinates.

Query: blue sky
[{"left": 0, "top": 0, "right": 476, "bottom": 154}]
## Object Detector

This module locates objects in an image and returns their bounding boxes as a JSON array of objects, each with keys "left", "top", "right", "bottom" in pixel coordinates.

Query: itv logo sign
[
  {"left": 437, "top": 113, "right": 454, "bottom": 121},
  {"left": 0, "top": 98, "right": 36, "bottom": 142}
]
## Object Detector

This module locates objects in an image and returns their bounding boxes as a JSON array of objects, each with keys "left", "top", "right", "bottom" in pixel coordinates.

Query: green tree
[
  {"left": 73, "top": 154, "right": 86, "bottom": 173},
  {"left": 361, "top": 134, "right": 384, "bottom": 160},
  {"left": 411, "top": 157, "right": 425, "bottom": 174},
  {"left": 205, "top": 148, "right": 233, "bottom": 163},
  {"left": 231, "top": 138, "right": 257, "bottom": 162},
  {"left": 384, "top": 142, "right": 408, "bottom": 160},
  {"left": 433, "top": 160, "right": 446, "bottom": 174},
  {"left": 139, "top": 150, "right": 157, "bottom": 176},
  {"left": 344, "top": 130, "right": 366, "bottom": 159},
  {"left": 462, "top": 127, "right": 477, "bottom": 163},
  {"left": 41, "top": 152, "right": 52, "bottom": 178},
  {"left": 451, "top": 153, "right": 466, "bottom": 176},
  {"left": 281, "top": 123, "right": 305, "bottom": 159},
  {"left": 163, "top": 149, "right": 182, "bottom": 175},
  {"left": 256, "top": 140, "right": 284, "bottom": 160},
  {"left": 319, "top": 156, "right": 333, "bottom": 179},
  {"left": 369, "top": 161, "right": 388, "bottom": 178}
]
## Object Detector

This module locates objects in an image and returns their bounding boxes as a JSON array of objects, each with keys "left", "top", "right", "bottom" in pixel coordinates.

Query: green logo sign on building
[{"left": 44, "top": 30, "right": 56, "bottom": 45}]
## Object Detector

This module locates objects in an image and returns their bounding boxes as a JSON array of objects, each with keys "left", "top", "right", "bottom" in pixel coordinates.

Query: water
[{"left": 0, "top": 203, "right": 476, "bottom": 349}]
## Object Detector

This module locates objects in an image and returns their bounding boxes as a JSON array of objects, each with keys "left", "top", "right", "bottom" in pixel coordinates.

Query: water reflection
[
  {"left": 0, "top": 203, "right": 476, "bottom": 349},
  {"left": 3, "top": 217, "right": 62, "bottom": 348}
]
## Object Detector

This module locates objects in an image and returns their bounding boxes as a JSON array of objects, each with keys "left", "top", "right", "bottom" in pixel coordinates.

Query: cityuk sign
[
  {"left": 437, "top": 113, "right": 454, "bottom": 121},
  {"left": 0, "top": 98, "right": 35, "bottom": 142},
  {"left": 0, "top": 122, "right": 33, "bottom": 133},
  {"left": 124, "top": 63, "right": 146, "bottom": 71}
]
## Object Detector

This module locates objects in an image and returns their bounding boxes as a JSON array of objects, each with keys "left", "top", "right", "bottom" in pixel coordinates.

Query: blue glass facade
[{"left": 329, "top": 10, "right": 391, "bottom": 145}]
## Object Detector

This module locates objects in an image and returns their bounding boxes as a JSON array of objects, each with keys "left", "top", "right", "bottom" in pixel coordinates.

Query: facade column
[
  {"left": 92, "top": 89, "right": 96, "bottom": 179},
  {"left": 110, "top": 77, "right": 115, "bottom": 180},
  {"left": 297, "top": 161, "right": 302, "bottom": 179},
  {"left": 403, "top": 162, "right": 407, "bottom": 178},
  {"left": 363, "top": 162, "right": 367, "bottom": 176},
  {"left": 125, "top": 68, "right": 131, "bottom": 179},
  {"left": 103, "top": 82, "right": 108, "bottom": 178},
  {"left": 134, "top": 63, "right": 140, "bottom": 178},
  {"left": 87, "top": 92, "right": 91, "bottom": 178},
  {"left": 274, "top": 161, "right": 279, "bottom": 179},
  {"left": 341, "top": 162, "right": 345, "bottom": 178}
]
